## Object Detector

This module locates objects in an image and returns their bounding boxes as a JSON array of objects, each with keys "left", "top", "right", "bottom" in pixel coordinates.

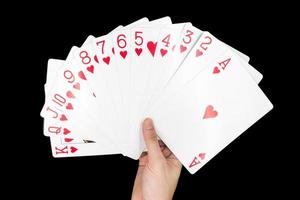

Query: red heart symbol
[
  {"left": 196, "top": 49, "right": 203, "bottom": 57},
  {"left": 66, "top": 91, "right": 75, "bottom": 99},
  {"left": 147, "top": 41, "right": 157, "bottom": 57},
  {"left": 135, "top": 48, "right": 143, "bottom": 56},
  {"left": 66, "top": 103, "right": 73, "bottom": 110},
  {"left": 70, "top": 146, "right": 78, "bottom": 153},
  {"left": 64, "top": 138, "right": 74, "bottom": 143},
  {"left": 78, "top": 71, "right": 87, "bottom": 80},
  {"left": 160, "top": 49, "right": 168, "bottom": 57},
  {"left": 112, "top": 47, "right": 115, "bottom": 55},
  {"left": 87, "top": 65, "right": 94, "bottom": 73},
  {"left": 180, "top": 45, "right": 187, "bottom": 53},
  {"left": 63, "top": 128, "right": 71, "bottom": 135},
  {"left": 203, "top": 105, "right": 218, "bottom": 119},
  {"left": 73, "top": 82, "right": 80, "bottom": 90},
  {"left": 103, "top": 56, "right": 110, "bottom": 65},
  {"left": 120, "top": 51, "right": 127, "bottom": 59},
  {"left": 213, "top": 67, "right": 220, "bottom": 74},
  {"left": 94, "top": 55, "right": 99, "bottom": 63},
  {"left": 60, "top": 114, "right": 68, "bottom": 121},
  {"left": 198, "top": 153, "right": 206, "bottom": 160}
]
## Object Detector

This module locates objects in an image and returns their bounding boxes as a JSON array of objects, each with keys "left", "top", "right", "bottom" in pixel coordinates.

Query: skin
[{"left": 131, "top": 118, "right": 182, "bottom": 200}]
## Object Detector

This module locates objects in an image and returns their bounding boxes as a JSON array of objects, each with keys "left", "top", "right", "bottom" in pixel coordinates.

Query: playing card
[
  {"left": 148, "top": 29, "right": 262, "bottom": 114},
  {"left": 41, "top": 47, "right": 93, "bottom": 120},
  {"left": 141, "top": 23, "right": 199, "bottom": 118},
  {"left": 43, "top": 61, "right": 125, "bottom": 155},
  {"left": 41, "top": 48, "right": 117, "bottom": 149},
  {"left": 107, "top": 18, "right": 171, "bottom": 157},
  {"left": 147, "top": 31, "right": 261, "bottom": 115},
  {"left": 43, "top": 59, "right": 120, "bottom": 155},
  {"left": 126, "top": 18, "right": 173, "bottom": 158},
  {"left": 149, "top": 49, "right": 273, "bottom": 174},
  {"left": 50, "top": 134, "right": 116, "bottom": 158},
  {"left": 44, "top": 59, "right": 65, "bottom": 117},
  {"left": 45, "top": 103, "right": 121, "bottom": 155},
  {"left": 128, "top": 23, "right": 189, "bottom": 157},
  {"left": 45, "top": 59, "right": 64, "bottom": 92},
  {"left": 71, "top": 34, "right": 121, "bottom": 144}
]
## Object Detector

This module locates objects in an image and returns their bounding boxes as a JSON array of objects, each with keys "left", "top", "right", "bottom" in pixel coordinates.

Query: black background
[{"left": 4, "top": 1, "right": 296, "bottom": 198}]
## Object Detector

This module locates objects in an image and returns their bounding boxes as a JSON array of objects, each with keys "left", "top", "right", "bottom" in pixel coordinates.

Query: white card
[
  {"left": 45, "top": 59, "right": 64, "bottom": 91},
  {"left": 108, "top": 18, "right": 171, "bottom": 157},
  {"left": 41, "top": 48, "right": 117, "bottom": 148},
  {"left": 44, "top": 59, "right": 120, "bottom": 155},
  {"left": 50, "top": 134, "right": 117, "bottom": 158},
  {"left": 128, "top": 23, "right": 189, "bottom": 158},
  {"left": 148, "top": 31, "right": 256, "bottom": 114},
  {"left": 126, "top": 18, "right": 173, "bottom": 158},
  {"left": 147, "top": 29, "right": 263, "bottom": 116},
  {"left": 150, "top": 49, "right": 273, "bottom": 174}
]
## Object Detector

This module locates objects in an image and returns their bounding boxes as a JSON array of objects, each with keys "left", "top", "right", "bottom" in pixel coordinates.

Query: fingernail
[
  {"left": 158, "top": 140, "right": 165, "bottom": 147},
  {"left": 144, "top": 118, "right": 154, "bottom": 131}
]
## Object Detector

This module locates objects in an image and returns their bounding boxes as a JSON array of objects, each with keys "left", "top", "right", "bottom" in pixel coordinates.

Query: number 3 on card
[{"left": 182, "top": 30, "right": 194, "bottom": 44}]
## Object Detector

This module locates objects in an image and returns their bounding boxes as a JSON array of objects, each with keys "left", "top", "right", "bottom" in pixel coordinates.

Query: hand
[{"left": 131, "top": 118, "right": 182, "bottom": 200}]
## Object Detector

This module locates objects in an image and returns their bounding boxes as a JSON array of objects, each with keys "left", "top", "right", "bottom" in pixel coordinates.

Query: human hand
[{"left": 131, "top": 118, "right": 182, "bottom": 200}]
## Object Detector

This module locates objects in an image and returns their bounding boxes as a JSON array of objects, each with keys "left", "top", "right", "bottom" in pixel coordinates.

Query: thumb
[{"left": 142, "top": 118, "right": 162, "bottom": 160}]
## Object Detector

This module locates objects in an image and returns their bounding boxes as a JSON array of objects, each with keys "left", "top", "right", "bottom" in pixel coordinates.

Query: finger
[
  {"left": 158, "top": 140, "right": 166, "bottom": 148},
  {"left": 142, "top": 118, "right": 162, "bottom": 160},
  {"left": 138, "top": 152, "right": 148, "bottom": 166},
  {"left": 162, "top": 146, "right": 172, "bottom": 158},
  {"left": 132, "top": 166, "right": 144, "bottom": 200}
]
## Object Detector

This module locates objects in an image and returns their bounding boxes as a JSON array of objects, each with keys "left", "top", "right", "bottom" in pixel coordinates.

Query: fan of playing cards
[{"left": 41, "top": 17, "right": 273, "bottom": 174}]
